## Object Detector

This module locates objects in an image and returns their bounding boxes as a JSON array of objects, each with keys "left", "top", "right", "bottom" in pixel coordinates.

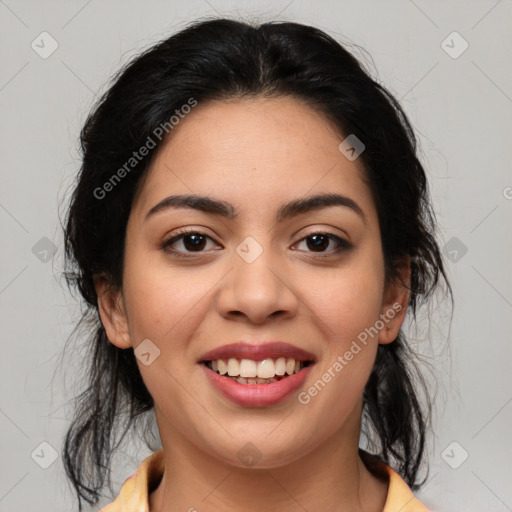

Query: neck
[{"left": 149, "top": 404, "right": 388, "bottom": 512}]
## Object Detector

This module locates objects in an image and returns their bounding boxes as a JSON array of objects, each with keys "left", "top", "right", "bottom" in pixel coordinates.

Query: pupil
[
  {"left": 184, "top": 234, "right": 206, "bottom": 251},
  {"left": 307, "top": 234, "right": 328, "bottom": 251}
]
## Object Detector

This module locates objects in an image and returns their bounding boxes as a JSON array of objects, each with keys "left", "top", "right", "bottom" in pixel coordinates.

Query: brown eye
[
  {"left": 163, "top": 231, "right": 218, "bottom": 256},
  {"left": 294, "top": 232, "right": 352, "bottom": 256},
  {"left": 180, "top": 233, "right": 207, "bottom": 251},
  {"left": 305, "top": 234, "right": 330, "bottom": 252}
]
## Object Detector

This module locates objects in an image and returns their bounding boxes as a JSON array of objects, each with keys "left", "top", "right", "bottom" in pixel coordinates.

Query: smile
[
  {"left": 204, "top": 357, "right": 312, "bottom": 384},
  {"left": 200, "top": 359, "right": 314, "bottom": 407}
]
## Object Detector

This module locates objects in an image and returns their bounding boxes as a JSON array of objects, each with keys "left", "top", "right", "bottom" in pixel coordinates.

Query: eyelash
[{"left": 162, "top": 229, "right": 352, "bottom": 259}]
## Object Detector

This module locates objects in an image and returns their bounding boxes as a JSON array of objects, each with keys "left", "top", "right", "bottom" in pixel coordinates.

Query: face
[{"left": 96, "top": 96, "right": 409, "bottom": 469}]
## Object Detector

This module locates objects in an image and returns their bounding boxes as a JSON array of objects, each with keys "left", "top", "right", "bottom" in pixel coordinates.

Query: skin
[{"left": 96, "top": 96, "right": 410, "bottom": 512}]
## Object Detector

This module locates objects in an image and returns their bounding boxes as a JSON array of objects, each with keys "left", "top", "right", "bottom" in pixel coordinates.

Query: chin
[{"left": 202, "top": 432, "right": 317, "bottom": 470}]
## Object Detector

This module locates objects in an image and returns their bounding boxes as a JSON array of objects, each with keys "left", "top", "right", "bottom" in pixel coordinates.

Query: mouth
[
  {"left": 202, "top": 358, "right": 314, "bottom": 385},
  {"left": 199, "top": 356, "right": 315, "bottom": 407},
  {"left": 197, "top": 342, "right": 316, "bottom": 404}
]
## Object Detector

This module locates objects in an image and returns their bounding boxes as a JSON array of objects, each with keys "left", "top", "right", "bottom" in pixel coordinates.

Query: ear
[
  {"left": 94, "top": 274, "right": 132, "bottom": 349},
  {"left": 378, "top": 255, "right": 411, "bottom": 345}
]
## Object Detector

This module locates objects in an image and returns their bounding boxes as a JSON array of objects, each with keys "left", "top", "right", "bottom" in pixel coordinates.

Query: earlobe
[
  {"left": 94, "top": 274, "right": 132, "bottom": 349},
  {"left": 378, "top": 256, "right": 411, "bottom": 345}
]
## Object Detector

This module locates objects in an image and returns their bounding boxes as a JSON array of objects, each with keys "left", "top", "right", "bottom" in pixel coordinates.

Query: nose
[{"left": 215, "top": 240, "right": 298, "bottom": 325}]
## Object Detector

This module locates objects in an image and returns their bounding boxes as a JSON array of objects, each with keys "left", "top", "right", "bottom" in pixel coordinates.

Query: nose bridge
[{"left": 215, "top": 234, "right": 297, "bottom": 323}]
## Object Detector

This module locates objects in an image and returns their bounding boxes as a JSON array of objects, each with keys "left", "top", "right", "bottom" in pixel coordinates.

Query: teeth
[
  {"left": 285, "top": 358, "right": 295, "bottom": 375},
  {"left": 275, "top": 357, "right": 286, "bottom": 375},
  {"left": 235, "top": 376, "right": 279, "bottom": 384},
  {"left": 217, "top": 359, "right": 227, "bottom": 375},
  {"left": 207, "top": 357, "right": 307, "bottom": 378},
  {"left": 257, "top": 359, "right": 275, "bottom": 378},
  {"left": 240, "top": 359, "right": 257, "bottom": 378},
  {"left": 227, "top": 358, "right": 239, "bottom": 376}
]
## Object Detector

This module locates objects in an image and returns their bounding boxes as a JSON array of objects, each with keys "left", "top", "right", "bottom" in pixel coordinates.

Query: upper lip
[{"left": 198, "top": 342, "right": 316, "bottom": 363}]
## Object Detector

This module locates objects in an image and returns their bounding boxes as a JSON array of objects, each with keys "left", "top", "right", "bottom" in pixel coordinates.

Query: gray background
[{"left": 1, "top": 1, "right": 511, "bottom": 511}]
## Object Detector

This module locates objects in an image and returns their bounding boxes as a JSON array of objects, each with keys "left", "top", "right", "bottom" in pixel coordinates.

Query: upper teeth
[{"left": 209, "top": 357, "right": 304, "bottom": 378}]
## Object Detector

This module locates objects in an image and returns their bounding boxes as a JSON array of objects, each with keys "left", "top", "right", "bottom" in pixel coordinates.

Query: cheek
[
  {"left": 307, "top": 256, "right": 384, "bottom": 348},
  {"left": 299, "top": 269, "right": 382, "bottom": 429},
  {"left": 121, "top": 248, "right": 216, "bottom": 341},
  {"left": 121, "top": 256, "right": 215, "bottom": 417}
]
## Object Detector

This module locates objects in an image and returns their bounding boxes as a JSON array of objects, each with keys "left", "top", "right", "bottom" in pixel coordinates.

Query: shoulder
[
  {"left": 360, "top": 450, "right": 431, "bottom": 512},
  {"left": 99, "top": 449, "right": 165, "bottom": 512},
  {"left": 382, "top": 464, "right": 431, "bottom": 512}
]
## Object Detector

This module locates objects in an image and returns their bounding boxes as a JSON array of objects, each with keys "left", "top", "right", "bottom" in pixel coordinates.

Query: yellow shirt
[{"left": 100, "top": 449, "right": 431, "bottom": 512}]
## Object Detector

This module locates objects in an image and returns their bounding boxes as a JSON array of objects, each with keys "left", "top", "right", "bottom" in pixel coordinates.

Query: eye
[
  {"left": 293, "top": 232, "right": 352, "bottom": 257},
  {"left": 162, "top": 230, "right": 352, "bottom": 258},
  {"left": 162, "top": 230, "right": 219, "bottom": 256}
]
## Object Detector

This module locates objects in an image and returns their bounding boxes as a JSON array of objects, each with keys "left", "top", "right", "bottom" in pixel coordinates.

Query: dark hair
[{"left": 60, "top": 16, "right": 452, "bottom": 510}]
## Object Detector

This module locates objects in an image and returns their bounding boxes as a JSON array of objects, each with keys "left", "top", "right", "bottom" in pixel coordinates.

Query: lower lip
[{"left": 200, "top": 363, "right": 313, "bottom": 407}]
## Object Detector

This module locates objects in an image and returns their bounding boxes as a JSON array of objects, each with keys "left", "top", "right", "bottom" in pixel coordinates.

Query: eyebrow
[{"left": 145, "top": 192, "right": 366, "bottom": 224}]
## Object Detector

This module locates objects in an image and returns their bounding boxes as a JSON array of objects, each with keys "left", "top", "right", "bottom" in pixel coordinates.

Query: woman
[{"left": 62, "top": 17, "right": 452, "bottom": 511}]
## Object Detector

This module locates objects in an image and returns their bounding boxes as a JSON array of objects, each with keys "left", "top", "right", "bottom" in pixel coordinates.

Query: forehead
[
  {"left": 132, "top": 96, "right": 375, "bottom": 222},
  {"left": 155, "top": 96, "right": 348, "bottom": 171}
]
